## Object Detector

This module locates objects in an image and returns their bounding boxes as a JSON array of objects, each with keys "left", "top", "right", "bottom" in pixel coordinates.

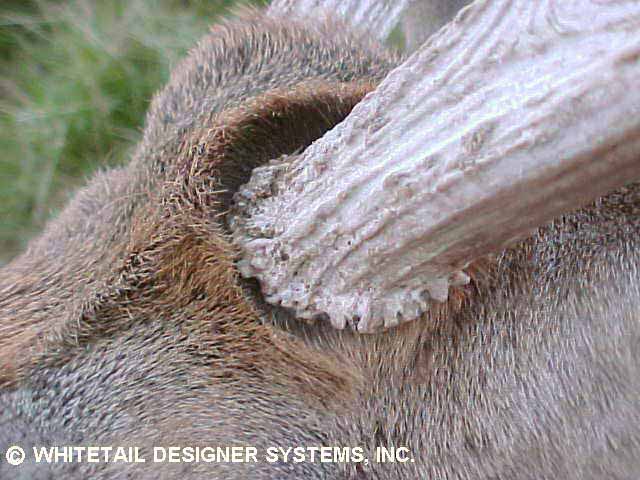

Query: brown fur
[{"left": 1, "top": 7, "right": 640, "bottom": 480}]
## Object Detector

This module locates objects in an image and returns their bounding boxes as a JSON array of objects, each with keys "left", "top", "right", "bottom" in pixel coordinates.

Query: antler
[
  {"left": 269, "top": 0, "right": 412, "bottom": 42},
  {"left": 233, "top": 0, "right": 640, "bottom": 332}
]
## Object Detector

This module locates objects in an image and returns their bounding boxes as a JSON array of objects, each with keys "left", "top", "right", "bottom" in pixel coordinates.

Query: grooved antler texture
[{"left": 232, "top": 0, "right": 640, "bottom": 333}]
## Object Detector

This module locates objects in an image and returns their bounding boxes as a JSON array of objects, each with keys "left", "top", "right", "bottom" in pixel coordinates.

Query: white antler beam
[
  {"left": 234, "top": 0, "right": 640, "bottom": 332},
  {"left": 269, "top": 0, "right": 412, "bottom": 42}
]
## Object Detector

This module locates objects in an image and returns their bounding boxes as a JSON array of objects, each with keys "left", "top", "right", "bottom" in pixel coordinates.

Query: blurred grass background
[{"left": 0, "top": 0, "right": 266, "bottom": 264}]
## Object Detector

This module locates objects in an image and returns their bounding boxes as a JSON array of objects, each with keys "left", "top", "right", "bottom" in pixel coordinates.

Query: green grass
[{"left": 0, "top": 0, "right": 266, "bottom": 264}]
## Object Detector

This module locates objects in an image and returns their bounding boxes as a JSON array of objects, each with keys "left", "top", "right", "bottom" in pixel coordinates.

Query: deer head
[{"left": 1, "top": 1, "right": 640, "bottom": 479}]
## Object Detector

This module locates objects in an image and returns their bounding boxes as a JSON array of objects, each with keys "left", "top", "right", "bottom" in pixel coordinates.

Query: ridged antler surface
[{"left": 232, "top": 0, "right": 640, "bottom": 332}]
